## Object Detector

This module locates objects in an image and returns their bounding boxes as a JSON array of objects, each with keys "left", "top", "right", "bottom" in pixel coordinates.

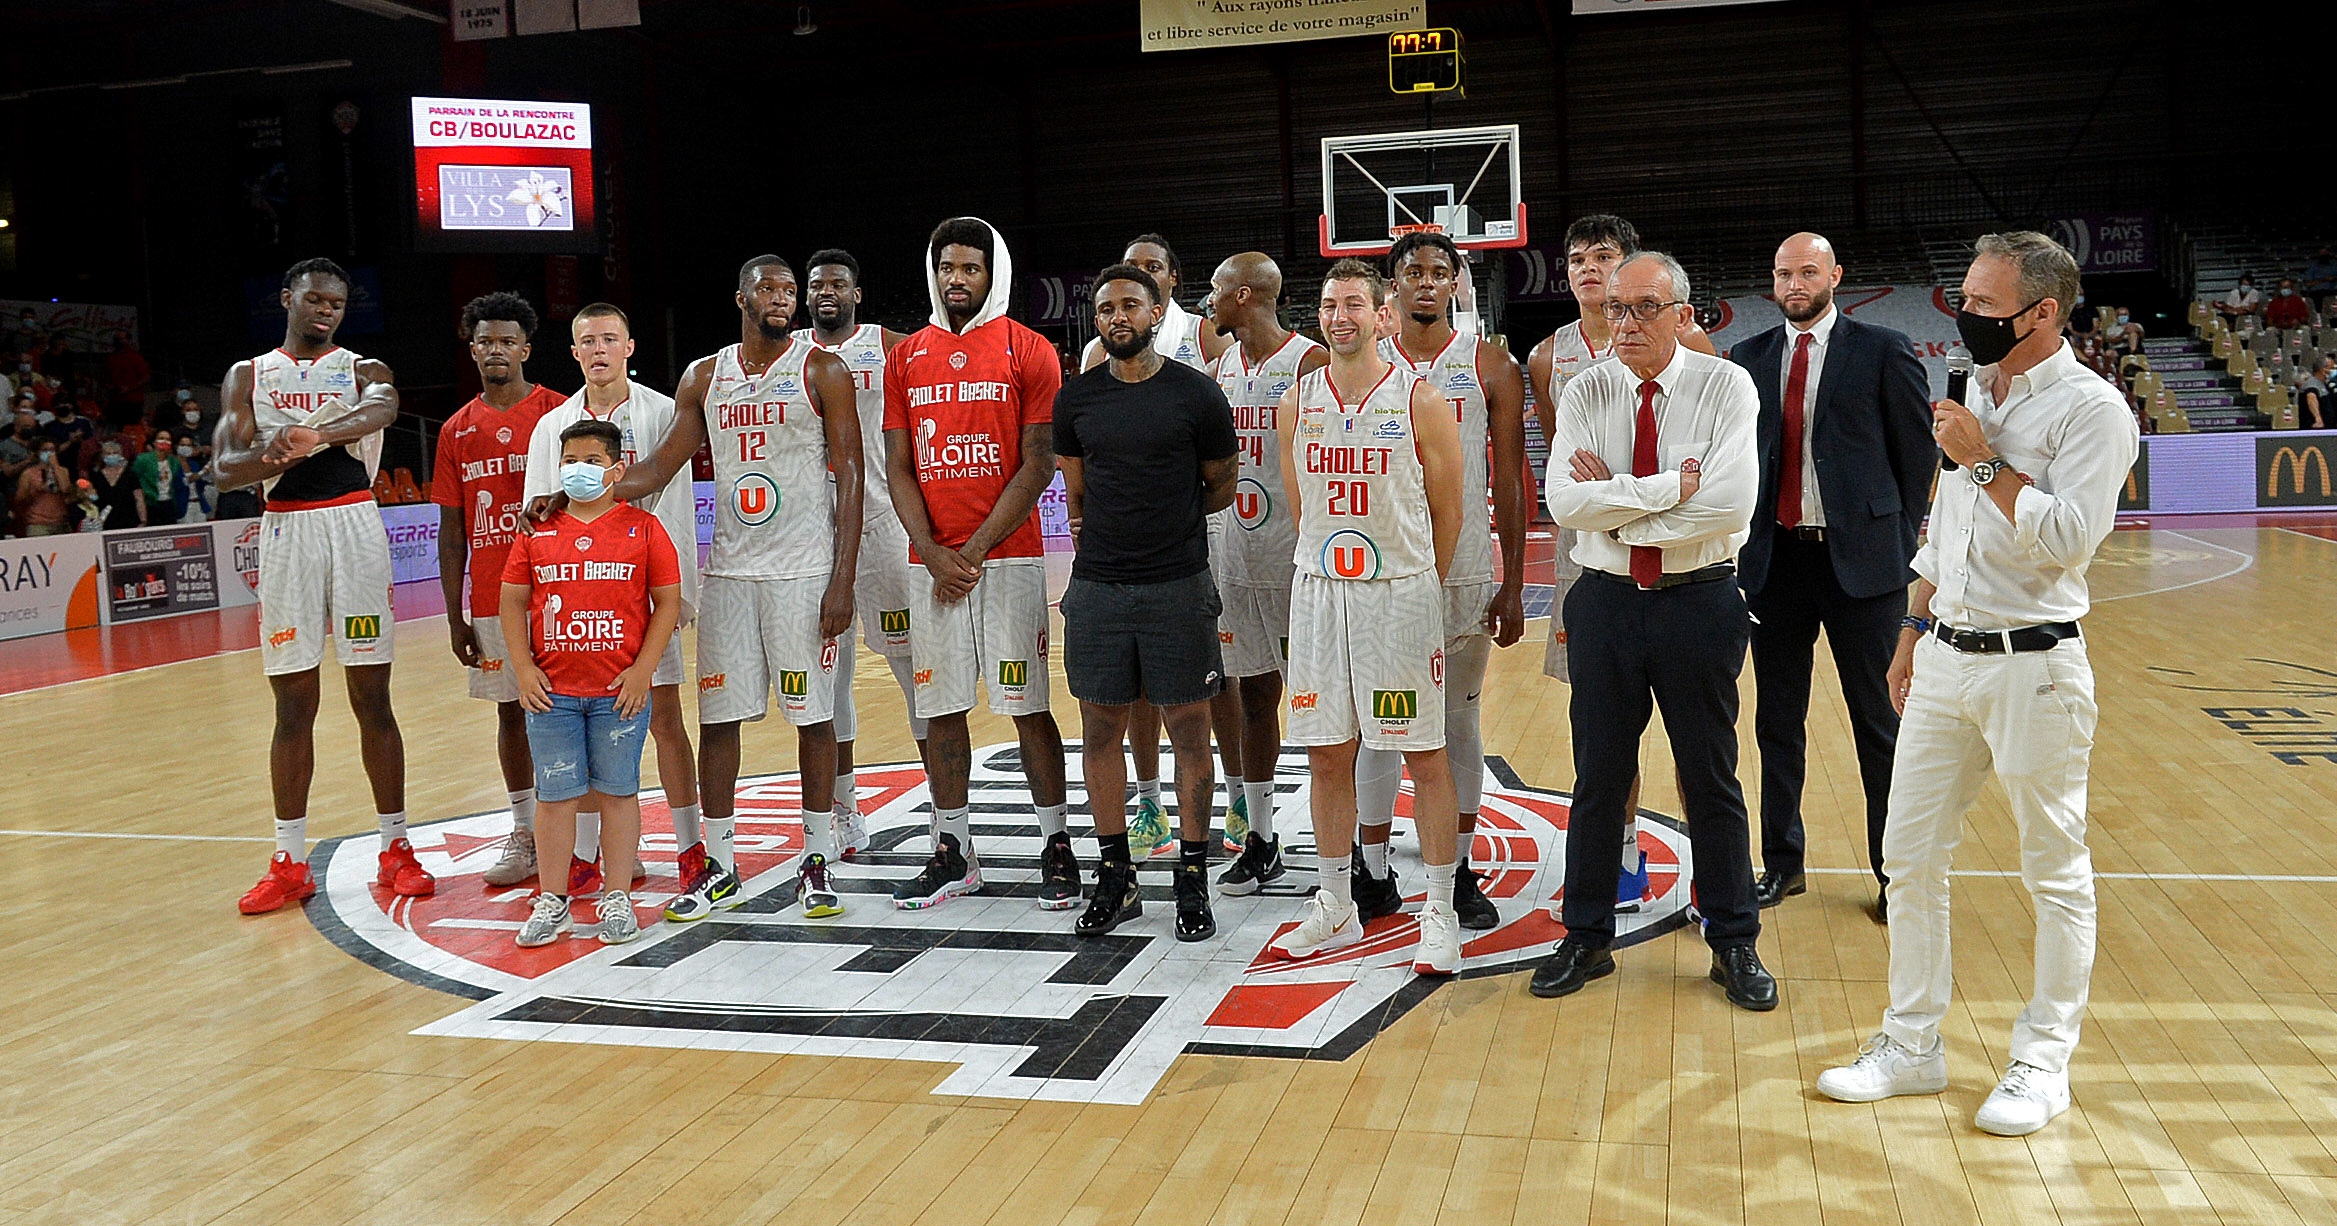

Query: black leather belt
[
  {"left": 1933, "top": 621, "right": 2081, "bottom": 653},
  {"left": 1780, "top": 524, "right": 1827, "bottom": 542},
  {"left": 1589, "top": 563, "right": 1736, "bottom": 591}
]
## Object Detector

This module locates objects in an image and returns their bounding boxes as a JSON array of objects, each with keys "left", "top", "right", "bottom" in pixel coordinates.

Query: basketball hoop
[{"left": 1318, "top": 124, "right": 1526, "bottom": 258}]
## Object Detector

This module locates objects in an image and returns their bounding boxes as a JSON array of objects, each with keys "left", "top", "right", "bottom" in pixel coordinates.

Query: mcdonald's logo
[
  {"left": 342, "top": 615, "right": 382, "bottom": 641},
  {"left": 998, "top": 659, "right": 1029, "bottom": 688},
  {"left": 779, "top": 670, "right": 809, "bottom": 697},
  {"left": 879, "top": 609, "right": 911, "bottom": 635},
  {"left": 2258, "top": 438, "right": 2335, "bottom": 507},
  {"left": 1371, "top": 689, "right": 1418, "bottom": 721}
]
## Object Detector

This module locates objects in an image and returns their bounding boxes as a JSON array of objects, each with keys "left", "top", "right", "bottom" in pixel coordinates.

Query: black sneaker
[
  {"left": 1075, "top": 858, "right": 1142, "bottom": 937},
  {"left": 891, "top": 832, "right": 981, "bottom": 910},
  {"left": 1214, "top": 833, "right": 1285, "bottom": 896},
  {"left": 1453, "top": 860, "right": 1499, "bottom": 931},
  {"left": 1174, "top": 861, "right": 1217, "bottom": 942},
  {"left": 1353, "top": 859, "right": 1403, "bottom": 922},
  {"left": 1036, "top": 832, "right": 1082, "bottom": 911}
]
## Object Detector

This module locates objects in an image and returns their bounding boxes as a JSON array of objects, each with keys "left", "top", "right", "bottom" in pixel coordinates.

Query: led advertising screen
[{"left": 410, "top": 96, "right": 597, "bottom": 253}]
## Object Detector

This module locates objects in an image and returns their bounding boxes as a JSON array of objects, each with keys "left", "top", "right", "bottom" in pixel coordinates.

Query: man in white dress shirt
[
  {"left": 1529, "top": 252, "right": 1776, "bottom": 1012},
  {"left": 1818, "top": 231, "right": 2137, "bottom": 1138}
]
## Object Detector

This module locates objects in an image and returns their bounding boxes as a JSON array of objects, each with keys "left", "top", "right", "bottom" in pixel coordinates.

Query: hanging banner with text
[
  {"left": 1140, "top": 0, "right": 1425, "bottom": 51},
  {"left": 0, "top": 534, "right": 101, "bottom": 642},
  {"left": 1571, "top": 0, "right": 1785, "bottom": 13},
  {"left": 2043, "top": 213, "right": 2157, "bottom": 274}
]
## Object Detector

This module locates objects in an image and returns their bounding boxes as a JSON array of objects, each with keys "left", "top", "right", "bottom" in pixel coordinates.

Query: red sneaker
[
  {"left": 674, "top": 841, "right": 709, "bottom": 887},
  {"left": 240, "top": 851, "right": 316, "bottom": 915},
  {"left": 377, "top": 837, "right": 436, "bottom": 897},
  {"left": 569, "top": 855, "right": 603, "bottom": 897}
]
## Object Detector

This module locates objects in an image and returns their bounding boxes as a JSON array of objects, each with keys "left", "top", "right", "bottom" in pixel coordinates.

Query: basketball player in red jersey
[
  {"left": 883, "top": 217, "right": 1073, "bottom": 910},
  {"left": 610, "top": 256, "right": 862, "bottom": 920},
  {"left": 218, "top": 257, "right": 422, "bottom": 914},
  {"left": 796, "top": 249, "right": 926, "bottom": 856},
  {"left": 433, "top": 292, "right": 564, "bottom": 889}
]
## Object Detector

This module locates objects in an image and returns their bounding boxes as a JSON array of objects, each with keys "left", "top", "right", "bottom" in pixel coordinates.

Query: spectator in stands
[
  {"left": 2300, "top": 358, "right": 2332, "bottom": 430},
  {"left": 170, "top": 389, "right": 212, "bottom": 463},
  {"left": 2220, "top": 274, "right": 2263, "bottom": 323},
  {"left": 6, "top": 309, "right": 38, "bottom": 356},
  {"left": 178, "top": 434, "right": 213, "bottom": 520},
  {"left": 104, "top": 332, "right": 148, "bottom": 421},
  {"left": 38, "top": 334, "right": 74, "bottom": 388},
  {"left": 2108, "top": 307, "right": 2143, "bottom": 355},
  {"left": 11, "top": 437, "right": 73, "bottom": 536},
  {"left": 89, "top": 441, "right": 144, "bottom": 529},
  {"left": 44, "top": 392, "right": 95, "bottom": 454},
  {"left": 2068, "top": 293, "right": 2095, "bottom": 337},
  {"left": 2304, "top": 248, "right": 2337, "bottom": 299},
  {"left": 0, "top": 409, "right": 37, "bottom": 483},
  {"left": 2267, "top": 278, "right": 2310, "bottom": 330},
  {"left": 132, "top": 427, "right": 188, "bottom": 525}
]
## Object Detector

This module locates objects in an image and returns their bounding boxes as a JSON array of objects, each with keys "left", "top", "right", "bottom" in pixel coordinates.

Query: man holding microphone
[{"left": 1817, "top": 231, "right": 2137, "bottom": 1137}]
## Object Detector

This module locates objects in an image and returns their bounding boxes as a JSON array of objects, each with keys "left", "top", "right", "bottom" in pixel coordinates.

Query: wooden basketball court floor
[{"left": 5, "top": 517, "right": 2337, "bottom": 1226}]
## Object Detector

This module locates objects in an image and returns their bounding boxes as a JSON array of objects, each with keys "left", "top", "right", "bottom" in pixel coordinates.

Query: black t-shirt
[{"left": 1052, "top": 358, "right": 1237, "bottom": 585}]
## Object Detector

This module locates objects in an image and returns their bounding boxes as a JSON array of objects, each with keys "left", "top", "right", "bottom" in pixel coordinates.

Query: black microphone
[{"left": 1940, "top": 345, "right": 1972, "bottom": 472}]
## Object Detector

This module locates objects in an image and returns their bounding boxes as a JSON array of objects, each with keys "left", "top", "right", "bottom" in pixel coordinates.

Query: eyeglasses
[{"left": 1600, "top": 299, "right": 1685, "bottom": 322}]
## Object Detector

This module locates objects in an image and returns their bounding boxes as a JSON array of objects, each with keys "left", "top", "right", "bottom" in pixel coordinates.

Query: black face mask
[{"left": 1955, "top": 297, "right": 2045, "bottom": 366}]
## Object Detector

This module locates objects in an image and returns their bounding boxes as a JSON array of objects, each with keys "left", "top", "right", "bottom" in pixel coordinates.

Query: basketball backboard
[{"left": 1319, "top": 123, "right": 1525, "bottom": 258}]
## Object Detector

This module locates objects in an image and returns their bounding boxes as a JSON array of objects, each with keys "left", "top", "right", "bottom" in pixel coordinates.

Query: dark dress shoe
[
  {"left": 1866, "top": 888, "right": 1888, "bottom": 926},
  {"left": 1529, "top": 939, "right": 1616, "bottom": 998},
  {"left": 1709, "top": 945, "right": 1779, "bottom": 1011},
  {"left": 1753, "top": 870, "right": 1806, "bottom": 909}
]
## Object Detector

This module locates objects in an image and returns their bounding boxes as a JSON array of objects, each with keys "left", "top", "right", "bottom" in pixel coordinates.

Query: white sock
[
  {"left": 275, "top": 817, "right": 307, "bottom": 859},
  {"left": 1426, "top": 863, "right": 1455, "bottom": 910},
  {"left": 1319, "top": 852, "right": 1353, "bottom": 908},
  {"left": 508, "top": 789, "right": 536, "bottom": 834},
  {"left": 937, "top": 805, "right": 972, "bottom": 855},
  {"left": 705, "top": 816, "right": 736, "bottom": 871},
  {"left": 671, "top": 802, "right": 702, "bottom": 851},
  {"left": 377, "top": 810, "right": 408, "bottom": 850},
  {"left": 1622, "top": 814, "right": 1642, "bottom": 871},
  {"left": 576, "top": 811, "right": 602, "bottom": 862},
  {"left": 835, "top": 772, "right": 858, "bottom": 814},
  {"left": 1244, "top": 780, "right": 1276, "bottom": 841},
  {"left": 1360, "top": 838, "right": 1389, "bottom": 878},
  {"left": 803, "top": 807, "right": 835, "bottom": 860},
  {"left": 1036, "top": 803, "right": 1068, "bottom": 839},
  {"left": 1135, "top": 777, "right": 1161, "bottom": 803}
]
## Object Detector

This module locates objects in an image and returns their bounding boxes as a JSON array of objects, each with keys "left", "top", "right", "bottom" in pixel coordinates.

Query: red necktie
[
  {"left": 1631, "top": 379, "right": 1663, "bottom": 587},
  {"left": 1777, "top": 331, "right": 1812, "bottom": 528}
]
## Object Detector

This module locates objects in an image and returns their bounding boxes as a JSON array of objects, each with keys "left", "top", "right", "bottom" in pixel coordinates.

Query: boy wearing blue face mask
[{"left": 499, "top": 419, "right": 683, "bottom": 947}]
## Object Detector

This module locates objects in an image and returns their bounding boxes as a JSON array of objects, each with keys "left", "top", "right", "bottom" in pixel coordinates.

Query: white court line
[
  {"left": 1805, "top": 867, "right": 2337, "bottom": 884},
  {"left": 2093, "top": 528, "right": 2255, "bottom": 603},
  {"left": 0, "top": 828, "right": 274, "bottom": 843},
  {"left": 2276, "top": 525, "right": 2337, "bottom": 546},
  {"left": 429, "top": 918, "right": 526, "bottom": 932}
]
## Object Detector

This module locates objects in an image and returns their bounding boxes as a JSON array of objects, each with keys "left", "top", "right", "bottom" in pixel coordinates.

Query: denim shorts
[{"left": 525, "top": 693, "right": 653, "bottom": 803}]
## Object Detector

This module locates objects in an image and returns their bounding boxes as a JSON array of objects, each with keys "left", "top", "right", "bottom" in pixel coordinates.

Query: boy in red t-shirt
[{"left": 499, "top": 419, "right": 682, "bottom": 947}]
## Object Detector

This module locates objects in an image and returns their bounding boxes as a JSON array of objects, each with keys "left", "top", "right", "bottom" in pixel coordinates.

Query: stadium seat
[{"left": 391, "top": 468, "right": 424, "bottom": 504}]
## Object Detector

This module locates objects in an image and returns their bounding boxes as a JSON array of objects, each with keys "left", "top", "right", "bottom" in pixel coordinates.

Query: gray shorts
[{"left": 1060, "top": 569, "right": 1226, "bottom": 708}]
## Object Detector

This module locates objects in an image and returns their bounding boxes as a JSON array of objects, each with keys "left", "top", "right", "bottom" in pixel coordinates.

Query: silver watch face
[{"left": 1972, "top": 459, "right": 1999, "bottom": 485}]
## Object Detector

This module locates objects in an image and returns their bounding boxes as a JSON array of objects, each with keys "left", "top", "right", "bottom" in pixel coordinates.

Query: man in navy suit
[{"left": 1732, "top": 233, "right": 1936, "bottom": 922}]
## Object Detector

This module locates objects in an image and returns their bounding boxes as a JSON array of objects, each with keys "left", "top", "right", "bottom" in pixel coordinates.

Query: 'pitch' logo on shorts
[
  {"left": 267, "top": 627, "right": 298, "bottom": 649},
  {"left": 1371, "top": 689, "right": 1418, "bottom": 721},
  {"left": 1288, "top": 690, "right": 1319, "bottom": 712},
  {"left": 699, "top": 673, "right": 727, "bottom": 692},
  {"left": 999, "top": 659, "right": 1029, "bottom": 688},
  {"left": 779, "top": 670, "right": 809, "bottom": 697},
  {"left": 914, "top": 668, "right": 933, "bottom": 687},
  {"left": 343, "top": 615, "right": 382, "bottom": 642}
]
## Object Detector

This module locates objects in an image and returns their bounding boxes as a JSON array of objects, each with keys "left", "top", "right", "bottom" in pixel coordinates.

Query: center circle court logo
[
  {"left": 307, "top": 744, "right": 1691, "bottom": 1105},
  {"left": 732, "top": 473, "right": 780, "bottom": 525},
  {"left": 1320, "top": 528, "right": 1382, "bottom": 579},
  {"left": 1233, "top": 476, "right": 1274, "bottom": 530}
]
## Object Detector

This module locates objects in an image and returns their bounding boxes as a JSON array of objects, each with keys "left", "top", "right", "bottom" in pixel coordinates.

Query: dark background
[{"left": 2, "top": 0, "right": 2327, "bottom": 456}]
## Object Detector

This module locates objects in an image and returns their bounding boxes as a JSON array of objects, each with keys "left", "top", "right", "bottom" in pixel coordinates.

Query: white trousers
[{"left": 1880, "top": 633, "right": 2098, "bottom": 1074}]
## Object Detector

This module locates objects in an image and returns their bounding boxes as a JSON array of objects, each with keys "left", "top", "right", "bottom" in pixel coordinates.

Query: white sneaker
[
  {"left": 834, "top": 805, "right": 869, "bottom": 860},
  {"left": 1271, "top": 892, "right": 1363, "bottom": 960},
  {"left": 1974, "top": 1061, "right": 2070, "bottom": 1136},
  {"left": 598, "top": 889, "right": 641, "bottom": 944},
  {"left": 483, "top": 829, "right": 538, "bottom": 887},
  {"left": 1816, "top": 1033, "right": 1949, "bottom": 1103},
  {"left": 516, "top": 893, "right": 573, "bottom": 948},
  {"left": 1413, "top": 900, "right": 1462, "bottom": 976}
]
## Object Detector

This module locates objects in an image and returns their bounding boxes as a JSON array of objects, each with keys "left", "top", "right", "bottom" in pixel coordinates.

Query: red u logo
[{"left": 1332, "top": 546, "right": 1368, "bottom": 577}]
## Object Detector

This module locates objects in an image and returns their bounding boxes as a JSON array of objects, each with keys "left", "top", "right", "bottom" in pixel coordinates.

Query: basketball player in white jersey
[
  {"left": 607, "top": 256, "right": 862, "bottom": 921},
  {"left": 1271, "top": 258, "right": 1468, "bottom": 976},
  {"left": 1201, "top": 251, "right": 1326, "bottom": 895},
  {"left": 219, "top": 257, "right": 423, "bottom": 915},
  {"left": 1524, "top": 213, "right": 1720, "bottom": 912},
  {"left": 521, "top": 303, "right": 701, "bottom": 912},
  {"left": 1354, "top": 232, "right": 1529, "bottom": 931},
  {"left": 796, "top": 248, "right": 924, "bottom": 858},
  {"left": 1078, "top": 234, "right": 1237, "bottom": 860}
]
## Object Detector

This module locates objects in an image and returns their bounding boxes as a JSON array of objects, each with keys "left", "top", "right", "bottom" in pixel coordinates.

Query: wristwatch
[{"left": 1970, "top": 455, "right": 2011, "bottom": 485}]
